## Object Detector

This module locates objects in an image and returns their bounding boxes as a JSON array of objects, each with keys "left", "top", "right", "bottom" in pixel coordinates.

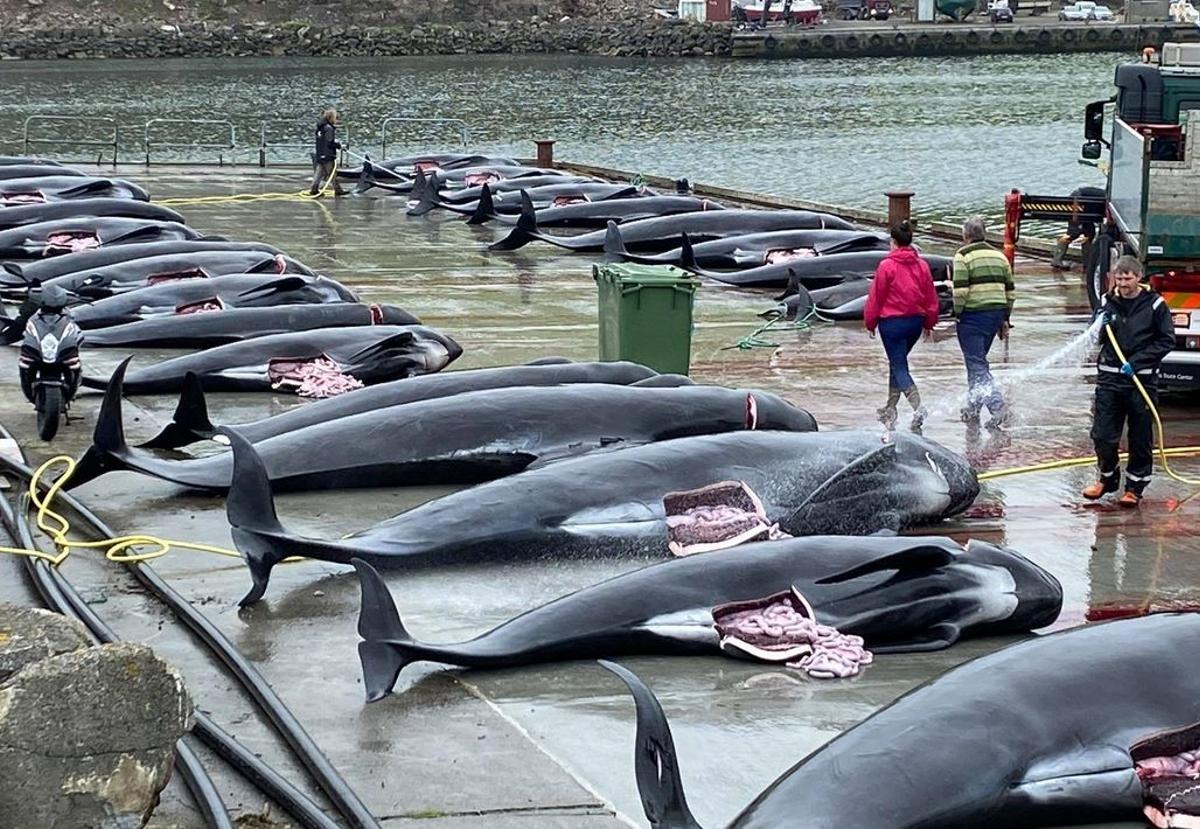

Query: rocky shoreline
[{"left": 0, "top": 18, "right": 735, "bottom": 60}]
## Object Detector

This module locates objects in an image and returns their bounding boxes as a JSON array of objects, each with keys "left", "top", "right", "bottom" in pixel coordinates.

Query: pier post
[
  {"left": 885, "top": 190, "right": 914, "bottom": 227},
  {"left": 535, "top": 139, "right": 556, "bottom": 168}
]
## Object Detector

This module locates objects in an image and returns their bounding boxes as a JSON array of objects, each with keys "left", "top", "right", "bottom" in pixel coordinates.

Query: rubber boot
[
  {"left": 1050, "top": 237, "right": 1071, "bottom": 271},
  {"left": 877, "top": 386, "right": 900, "bottom": 428},
  {"left": 905, "top": 387, "right": 927, "bottom": 431}
]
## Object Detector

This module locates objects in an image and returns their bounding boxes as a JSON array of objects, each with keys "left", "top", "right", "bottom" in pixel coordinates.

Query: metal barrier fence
[
  {"left": 16, "top": 114, "right": 473, "bottom": 166},
  {"left": 23, "top": 115, "right": 120, "bottom": 167},
  {"left": 380, "top": 117, "right": 470, "bottom": 158},
  {"left": 144, "top": 118, "right": 236, "bottom": 165}
]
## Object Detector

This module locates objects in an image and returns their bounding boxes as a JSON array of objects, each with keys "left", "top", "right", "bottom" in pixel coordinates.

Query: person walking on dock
[
  {"left": 953, "top": 216, "right": 1014, "bottom": 428},
  {"left": 309, "top": 108, "right": 346, "bottom": 197},
  {"left": 1083, "top": 256, "right": 1175, "bottom": 507},
  {"left": 864, "top": 219, "right": 940, "bottom": 431}
]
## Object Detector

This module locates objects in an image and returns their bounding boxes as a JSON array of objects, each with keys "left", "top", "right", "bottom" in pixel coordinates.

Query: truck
[{"left": 1005, "top": 43, "right": 1200, "bottom": 390}]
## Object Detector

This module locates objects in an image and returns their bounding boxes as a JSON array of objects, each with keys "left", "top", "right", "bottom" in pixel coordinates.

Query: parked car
[
  {"left": 989, "top": 0, "right": 1015, "bottom": 21},
  {"left": 1058, "top": 0, "right": 1114, "bottom": 19},
  {"left": 836, "top": 0, "right": 892, "bottom": 18}
]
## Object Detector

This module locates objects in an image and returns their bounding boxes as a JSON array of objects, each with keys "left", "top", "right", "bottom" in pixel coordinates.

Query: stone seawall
[
  {"left": 3, "top": 17, "right": 1197, "bottom": 61},
  {"left": 733, "top": 20, "right": 1200, "bottom": 58},
  {"left": 0, "top": 19, "right": 735, "bottom": 60}
]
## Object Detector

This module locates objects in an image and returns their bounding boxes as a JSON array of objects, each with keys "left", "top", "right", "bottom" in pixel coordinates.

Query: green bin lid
[{"left": 592, "top": 262, "right": 700, "bottom": 285}]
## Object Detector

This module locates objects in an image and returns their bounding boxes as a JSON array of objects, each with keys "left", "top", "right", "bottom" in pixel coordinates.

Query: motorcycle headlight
[{"left": 40, "top": 332, "right": 60, "bottom": 362}]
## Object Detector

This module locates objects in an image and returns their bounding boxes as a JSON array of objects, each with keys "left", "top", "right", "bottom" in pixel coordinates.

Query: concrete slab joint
[{"left": 0, "top": 613, "right": 193, "bottom": 829}]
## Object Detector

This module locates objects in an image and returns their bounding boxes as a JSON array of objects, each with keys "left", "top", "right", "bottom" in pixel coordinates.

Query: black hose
[
  {"left": 0, "top": 452, "right": 375, "bottom": 829},
  {"left": 0, "top": 488, "right": 236, "bottom": 829}
]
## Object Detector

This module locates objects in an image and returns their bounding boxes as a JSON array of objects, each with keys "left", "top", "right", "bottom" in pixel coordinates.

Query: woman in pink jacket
[{"left": 863, "top": 220, "right": 940, "bottom": 430}]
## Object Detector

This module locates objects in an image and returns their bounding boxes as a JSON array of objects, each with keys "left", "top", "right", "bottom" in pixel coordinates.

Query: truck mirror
[
  {"left": 1084, "top": 99, "right": 1108, "bottom": 142},
  {"left": 1081, "top": 140, "right": 1103, "bottom": 160}
]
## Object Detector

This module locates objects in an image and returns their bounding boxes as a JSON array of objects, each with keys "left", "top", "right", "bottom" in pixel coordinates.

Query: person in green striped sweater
[{"left": 953, "top": 217, "right": 1015, "bottom": 428}]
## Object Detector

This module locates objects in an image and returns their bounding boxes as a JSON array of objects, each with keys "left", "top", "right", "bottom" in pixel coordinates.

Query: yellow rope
[{"left": 0, "top": 455, "right": 249, "bottom": 567}]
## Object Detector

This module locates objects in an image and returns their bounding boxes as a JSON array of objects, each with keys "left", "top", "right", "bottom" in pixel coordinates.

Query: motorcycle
[{"left": 17, "top": 285, "right": 83, "bottom": 441}]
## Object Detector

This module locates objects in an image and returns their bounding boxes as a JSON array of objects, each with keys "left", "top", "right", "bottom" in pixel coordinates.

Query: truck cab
[{"left": 1083, "top": 43, "right": 1200, "bottom": 389}]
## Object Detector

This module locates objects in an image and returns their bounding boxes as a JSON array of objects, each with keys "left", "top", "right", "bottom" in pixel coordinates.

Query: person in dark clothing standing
[
  {"left": 1051, "top": 186, "right": 1106, "bottom": 271},
  {"left": 310, "top": 108, "right": 346, "bottom": 197},
  {"left": 1083, "top": 255, "right": 1176, "bottom": 507}
]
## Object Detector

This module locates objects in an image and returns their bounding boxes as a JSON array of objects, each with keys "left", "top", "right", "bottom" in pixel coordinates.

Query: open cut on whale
[{"left": 1137, "top": 722, "right": 1200, "bottom": 828}]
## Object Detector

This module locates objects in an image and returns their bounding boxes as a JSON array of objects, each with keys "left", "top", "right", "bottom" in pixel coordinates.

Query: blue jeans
[
  {"left": 878, "top": 315, "right": 924, "bottom": 393},
  {"left": 957, "top": 308, "right": 1006, "bottom": 415}
]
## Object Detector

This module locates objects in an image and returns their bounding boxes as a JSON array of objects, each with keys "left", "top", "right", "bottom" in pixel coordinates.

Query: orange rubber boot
[
  {"left": 1118, "top": 491, "right": 1143, "bottom": 508},
  {"left": 1082, "top": 481, "right": 1115, "bottom": 500}
]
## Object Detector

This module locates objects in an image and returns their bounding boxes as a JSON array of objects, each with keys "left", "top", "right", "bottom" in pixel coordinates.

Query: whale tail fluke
[
  {"left": 138, "top": 371, "right": 216, "bottom": 449},
  {"left": 600, "top": 661, "right": 705, "bottom": 829},
  {"left": 65, "top": 356, "right": 134, "bottom": 490},
  {"left": 678, "top": 233, "right": 698, "bottom": 274},
  {"left": 406, "top": 170, "right": 441, "bottom": 216},
  {"left": 775, "top": 267, "right": 803, "bottom": 302},
  {"left": 224, "top": 428, "right": 291, "bottom": 606},
  {"left": 488, "top": 190, "right": 538, "bottom": 251},
  {"left": 353, "top": 558, "right": 416, "bottom": 702},
  {"left": 354, "top": 158, "right": 378, "bottom": 194},
  {"left": 603, "top": 221, "right": 629, "bottom": 264},
  {"left": 465, "top": 183, "right": 495, "bottom": 225}
]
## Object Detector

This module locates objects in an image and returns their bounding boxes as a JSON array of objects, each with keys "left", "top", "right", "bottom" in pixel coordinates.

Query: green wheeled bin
[{"left": 592, "top": 262, "right": 700, "bottom": 375}]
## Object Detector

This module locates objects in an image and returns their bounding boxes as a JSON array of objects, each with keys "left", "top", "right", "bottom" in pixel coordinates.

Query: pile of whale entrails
[
  {"left": 4, "top": 154, "right": 1199, "bottom": 828},
  {"left": 348, "top": 151, "right": 954, "bottom": 321}
]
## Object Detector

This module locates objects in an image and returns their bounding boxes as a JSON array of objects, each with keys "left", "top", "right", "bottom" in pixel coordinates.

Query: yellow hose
[
  {"left": 979, "top": 321, "right": 1200, "bottom": 485},
  {"left": 1102, "top": 322, "right": 1200, "bottom": 486},
  {"left": 0, "top": 455, "right": 250, "bottom": 566},
  {"left": 157, "top": 160, "right": 341, "bottom": 208}
]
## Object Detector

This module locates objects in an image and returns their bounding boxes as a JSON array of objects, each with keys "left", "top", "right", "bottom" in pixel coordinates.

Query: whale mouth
[
  {"left": 148, "top": 267, "right": 209, "bottom": 285},
  {"left": 176, "top": 297, "right": 226, "bottom": 315},
  {"left": 1135, "top": 723, "right": 1200, "bottom": 827},
  {"left": 268, "top": 354, "right": 364, "bottom": 398},
  {"left": 663, "top": 480, "right": 789, "bottom": 557},
  {"left": 713, "top": 588, "right": 874, "bottom": 679}
]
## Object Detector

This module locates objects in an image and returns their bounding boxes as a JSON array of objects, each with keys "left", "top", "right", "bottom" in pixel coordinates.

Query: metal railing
[
  {"left": 257, "top": 120, "right": 353, "bottom": 167},
  {"left": 22, "top": 115, "right": 120, "bottom": 167},
  {"left": 10, "top": 114, "right": 478, "bottom": 166},
  {"left": 143, "top": 118, "right": 237, "bottom": 165},
  {"left": 380, "top": 117, "right": 470, "bottom": 158}
]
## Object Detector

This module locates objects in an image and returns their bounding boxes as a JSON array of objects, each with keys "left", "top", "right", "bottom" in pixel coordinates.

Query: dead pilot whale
[
  {"left": 602, "top": 611, "right": 1200, "bottom": 828},
  {"left": 350, "top": 535, "right": 1062, "bottom": 700},
  {"left": 224, "top": 427, "right": 978, "bottom": 605}
]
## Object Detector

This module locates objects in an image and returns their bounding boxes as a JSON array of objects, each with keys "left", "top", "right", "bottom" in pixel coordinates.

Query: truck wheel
[
  {"left": 37, "top": 385, "right": 62, "bottom": 442},
  {"left": 1086, "top": 240, "right": 1122, "bottom": 312}
]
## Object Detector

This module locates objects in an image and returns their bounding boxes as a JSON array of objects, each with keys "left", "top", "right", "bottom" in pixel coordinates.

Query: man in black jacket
[
  {"left": 309, "top": 108, "right": 346, "bottom": 197},
  {"left": 1082, "top": 255, "right": 1176, "bottom": 506}
]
